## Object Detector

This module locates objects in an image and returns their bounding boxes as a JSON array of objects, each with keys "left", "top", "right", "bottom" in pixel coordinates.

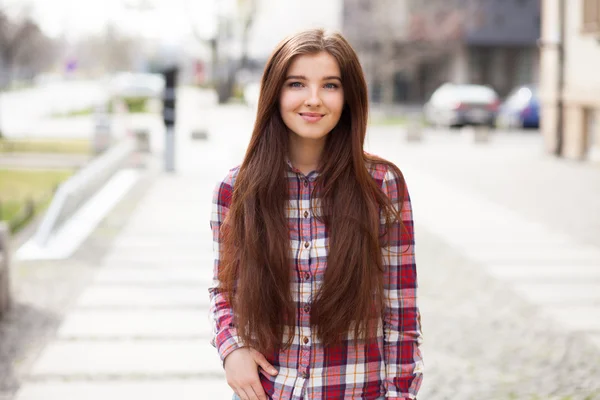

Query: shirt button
[
  {"left": 304, "top": 304, "right": 311, "bottom": 313},
  {"left": 304, "top": 241, "right": 310, "bottom": 248},
  {"left": 304, "top": 272, "right": 310, "bottom": 280},
  {"left": 304, "top": 211, "right": 309, "bottom": 218},
  {"left": 303, "top": 180, "right": 308, "bottom": 187},
  {"left": 303, "top": 336, "right": 310, "bottom": 344},
  {"left": 301, "top": 371, "right": 309, "bottom": 379}
]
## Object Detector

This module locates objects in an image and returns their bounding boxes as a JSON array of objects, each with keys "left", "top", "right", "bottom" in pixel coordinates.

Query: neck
[{"left": 288, "top": 134, "right": 326, "bottom": 175}]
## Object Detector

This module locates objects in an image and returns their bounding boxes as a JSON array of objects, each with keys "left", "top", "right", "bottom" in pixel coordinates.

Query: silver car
[{"left": 424, "top": 83, "right": 500, "bottom": 128}]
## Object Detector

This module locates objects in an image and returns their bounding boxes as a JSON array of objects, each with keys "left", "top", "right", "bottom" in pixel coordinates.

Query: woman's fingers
[
  {"left": 224, "top": 348, "right": 273, "bottom": 399},
  {"left": 243, "top": 386, "right": 259, "bottom": 400},
  {"left": 237, "top": 387, "right": 252, "bottom": 400},
  {"left": 250, "top": 349, "right": 278, "bottom": 376},
  {"left": 251, "top": 381, "right": 269, "bottom": 400},
  {"left": 232, "top": 387, "right": 245, "bottom": 400}
]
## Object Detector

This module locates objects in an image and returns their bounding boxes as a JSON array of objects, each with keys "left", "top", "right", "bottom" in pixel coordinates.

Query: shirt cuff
[{"left": 215, "top": 328, "right": 244, "bottom": 364}]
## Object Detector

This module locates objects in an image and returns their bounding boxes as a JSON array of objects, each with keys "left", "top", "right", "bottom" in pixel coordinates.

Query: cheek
[
  {"left": 327, "top": 93, "right": 345, "bottom": 116},
  {"left": 279, "top": 91, "right": 302, "bottom": 112}
]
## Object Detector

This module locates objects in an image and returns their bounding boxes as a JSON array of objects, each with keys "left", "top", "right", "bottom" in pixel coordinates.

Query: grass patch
[
  {"left": 122, "top": 97, "right": 148, "bottom": 113},
  {"left": 0, "top": 138, "right": 91, "bottom": 154},
  {"left": 50, "top": 107, "right": 95, "bottom": 118},
  {"left": 49, "top": 96, "right": 150, "bottom": 118},
  {"left": 0, "top": 168, "right": 74, "bottom": 233}
]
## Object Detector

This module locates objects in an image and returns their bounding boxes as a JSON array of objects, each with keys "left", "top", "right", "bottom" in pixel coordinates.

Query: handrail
[
  {"left": 0, "top": 221, "right": 11, "bottom": 318},
  {"left": 33, "top": 139, "right": 135, "bottom": 247}
]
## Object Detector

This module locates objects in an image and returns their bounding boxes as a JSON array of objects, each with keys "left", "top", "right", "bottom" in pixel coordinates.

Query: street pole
[
  {"left": 162, "top": 67, "right": 178, "bottom": 172},
  {"left": 555, "top": 0, "right": 565, "bottom": 157}
]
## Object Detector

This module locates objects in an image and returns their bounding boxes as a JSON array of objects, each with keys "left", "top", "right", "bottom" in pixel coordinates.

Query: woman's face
[{"left": 279, "top": 52, "right": 344, "bottom": 142}]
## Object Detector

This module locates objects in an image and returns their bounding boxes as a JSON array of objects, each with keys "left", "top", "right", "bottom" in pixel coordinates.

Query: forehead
[{"left": 286, "top": 52, "right": 341, "bottom": 77}]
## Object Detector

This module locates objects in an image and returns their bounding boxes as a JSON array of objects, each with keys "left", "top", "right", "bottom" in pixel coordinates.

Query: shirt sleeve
[
  {"left": 380, "top": 166, "right": 424, "bottom": 399},
  {"left": 208, "top": 169, "right": 244, "bottom": 363}
]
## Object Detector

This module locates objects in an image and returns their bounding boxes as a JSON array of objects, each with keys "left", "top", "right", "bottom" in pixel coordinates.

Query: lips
[{"left": 299, "top": 112, "right": 324, "bottom": 122}]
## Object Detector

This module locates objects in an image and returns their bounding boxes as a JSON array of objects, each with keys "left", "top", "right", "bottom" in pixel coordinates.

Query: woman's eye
[
  {"left": 324, "top": 83, "right": 339, "bottom": 89},
  {"left": 289, "top": 81, "right": 303, "bottom": 88}
]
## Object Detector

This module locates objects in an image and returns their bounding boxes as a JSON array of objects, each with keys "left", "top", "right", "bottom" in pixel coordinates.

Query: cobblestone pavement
[
  {"left": 416, "top": 226, "right": 600, "bottom": 399},
  {"left": 3, "top": 104, "right": 600, "bottom": 399},
  {"left": 366, "top": 126, "right": 600, "bottom": 399}
]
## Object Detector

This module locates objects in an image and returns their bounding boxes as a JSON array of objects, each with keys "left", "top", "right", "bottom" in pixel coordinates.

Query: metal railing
[
  {"left": 0, "top": 221, "right": 11, "bottom": 319},
  {"left": 33, "top": 139, "right": 135, "bottom": 247}
]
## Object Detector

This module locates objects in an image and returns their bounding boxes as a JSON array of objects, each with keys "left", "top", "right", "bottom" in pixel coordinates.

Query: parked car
[
  {"left": 495, "top": 85, "right": 540, "bottom": 129},
  {"left": 424, "top": 83, "right": 500, "bottom": 128}
]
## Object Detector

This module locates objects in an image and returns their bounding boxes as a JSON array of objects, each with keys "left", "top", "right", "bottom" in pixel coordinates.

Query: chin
[{"left": 291, "top": 129, "right": 330, "bottom": 140}]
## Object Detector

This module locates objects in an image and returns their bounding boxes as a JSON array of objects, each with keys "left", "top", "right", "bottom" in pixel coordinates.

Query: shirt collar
[{"left": 285, "top": 158, "right": 320, "bottom": 180}]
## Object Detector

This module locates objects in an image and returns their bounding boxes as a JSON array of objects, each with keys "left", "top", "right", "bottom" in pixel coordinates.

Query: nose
[{"left": 304, "top": 86, "right": 323, "bottom": 107}]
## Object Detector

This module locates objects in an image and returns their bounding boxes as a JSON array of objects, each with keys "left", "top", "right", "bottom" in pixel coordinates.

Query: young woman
[{"left": 209, "top": 29, "right": 423, "bottom": 400}]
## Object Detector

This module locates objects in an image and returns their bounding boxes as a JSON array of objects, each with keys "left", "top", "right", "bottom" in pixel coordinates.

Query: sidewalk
[
  {"left": 13, "top": 168, "right": 231, "bottom": 399},
  {"left": 366, "top": 127, "right": 600, "bottom": 397},
  {"left": 9, "top": 110, "right": 600, "bottom": 399},
  {"left": 9, "top": 98, "right": 251, "bottom": 400},
  {"left": 367, "top": 127, "right": 600, "bottom": 347}
]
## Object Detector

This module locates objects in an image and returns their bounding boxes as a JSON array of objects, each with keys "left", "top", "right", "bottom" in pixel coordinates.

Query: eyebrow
[{"left": 285, "top": 75, "right": 342, "bottom": 82}]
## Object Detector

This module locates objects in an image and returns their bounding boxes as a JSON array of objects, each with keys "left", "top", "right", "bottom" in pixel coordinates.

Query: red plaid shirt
[{"left": 209, "top": 158, "right": 423, "bottom": 399}]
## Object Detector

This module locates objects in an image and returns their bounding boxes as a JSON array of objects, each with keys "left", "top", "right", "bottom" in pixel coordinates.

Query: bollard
[
  {"left": 406, "top": 121, "right": 423, "bottom": 142},
  {"left": 473, "top": 125, "right": 491, "bottom": 143},
  {"left": 406, "top": 117, "right": 424, "bottom": 142},
  {"left": 0, "top": 221, "right": 12, "bottom": 319},
  {"left": 131, "top": 129, "right": 151, "bottom": 169},
  {"left": 461, "top": 125, "right": 490, "bottom": 144},
  {"left": 92, "top": 103, "right": 113, "bottom": 154},
  {"left": 134, "top": 129, "right": 151, "bottom": 153},
  {"left": 191, "top": 130, "right": 209, "bottom": 140}
]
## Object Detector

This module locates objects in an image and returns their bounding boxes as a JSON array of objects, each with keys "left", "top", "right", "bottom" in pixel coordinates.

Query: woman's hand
[{"left": 224, "top": 347, "right": 278, "bottom": 400}]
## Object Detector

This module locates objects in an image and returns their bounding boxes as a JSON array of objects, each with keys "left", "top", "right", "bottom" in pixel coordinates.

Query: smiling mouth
[{"left": 299, "top": 113, "right": 325, "bottom": 122}]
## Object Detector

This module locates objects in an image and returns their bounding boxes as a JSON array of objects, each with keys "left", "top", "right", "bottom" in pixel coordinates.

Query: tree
[
  {"left": 187, "top": 0, "right": 258, "bottom": 103},
  {"left": 0, "top": 11, "right": 56, "bottom": 88},
  {"left": 237, "top": 0, "right": 257, "bottom": 71},
  {"left": 343, "top": 0, "right": 482, "bottom": 104},
  {"left": 72, "top": 24, "right": 137, "bottom": 74}
]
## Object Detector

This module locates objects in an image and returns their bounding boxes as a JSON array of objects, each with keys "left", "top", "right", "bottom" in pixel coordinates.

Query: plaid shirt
[{"left": 209, "top": 158, "right": 423, "bottom": 400}]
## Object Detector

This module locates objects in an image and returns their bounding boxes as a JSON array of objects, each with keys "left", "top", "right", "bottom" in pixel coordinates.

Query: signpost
[{"left": 162, "top": 67, "right": 178, "bottom": 172}]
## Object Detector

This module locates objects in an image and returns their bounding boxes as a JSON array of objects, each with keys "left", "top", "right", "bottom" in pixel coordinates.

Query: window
[{"left": 583, "top": 0, "right": 600, "bottom": 32}]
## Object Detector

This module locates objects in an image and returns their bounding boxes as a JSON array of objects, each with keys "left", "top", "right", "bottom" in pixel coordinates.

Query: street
[{"left": 2, "top": 93, "right": 600, "bottom": 399}]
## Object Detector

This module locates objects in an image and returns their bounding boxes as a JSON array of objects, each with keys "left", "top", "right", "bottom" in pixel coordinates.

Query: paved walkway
[
  {"left": 367, "top": 127, "right": 600, "bottom": 348},
  {"left": 13, "top": 170, "right": 231, "bottom": 399},
  {"left": 366, "top": 127, "right": 600, "bottom": 398},
  {"left": 10, "top": 108, "right": 600, "bottom": 399}
]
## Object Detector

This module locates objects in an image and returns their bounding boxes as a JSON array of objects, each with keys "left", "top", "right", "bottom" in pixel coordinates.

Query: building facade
[
  {"left": 539, "top": 0, "right": 600, "bottom": 160},
  {"left": 342, "top": 0, "right": 541, "bottom": 103}
]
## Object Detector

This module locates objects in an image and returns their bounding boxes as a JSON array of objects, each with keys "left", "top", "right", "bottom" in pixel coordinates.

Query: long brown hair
[{"left": 218, "top": 28, "right": 406, "bottom": 353}]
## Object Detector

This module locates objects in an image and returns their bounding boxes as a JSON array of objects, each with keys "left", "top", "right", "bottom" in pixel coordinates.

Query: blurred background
[{"left": 0, "top": 0, "right": 599, "bottom": 399}]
